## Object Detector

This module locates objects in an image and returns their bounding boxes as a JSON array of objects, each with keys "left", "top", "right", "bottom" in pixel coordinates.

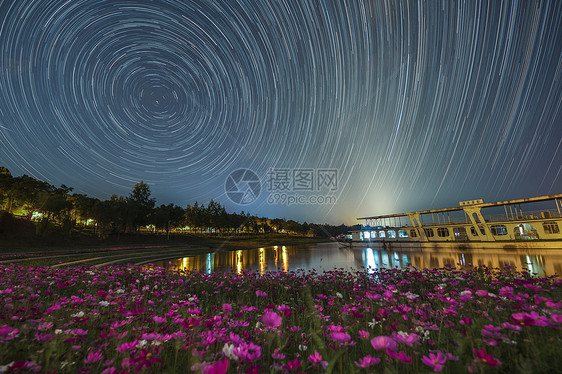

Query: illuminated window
[
  {"left": 371, "top": 231, "right": 377, "bottom": 238},
  {"left": 437, "top": 228, "right": 449, "bottom": 237},
  {"left": 424, "top": 228, "right": 434, "bottom": 237},
  {"left": 543, "top": 222, "right": 560, "bottom": 234},
  {"left": 364, "top": 231, "right": 371, "bottom": 239},
  {"left": 378, "top": 231, "right": 386, "bottom": 238},
  {"left": 387, "top": 230, "right": 396, "bottom": 238},
  {"left": 490, "top": 225, "right": 507, "bottom": 236},
  {"left": 398, "top": 230, "right": 408, "bottom": 238},
  {"left": 454, "top": 227, "right": 468, "bottom": 240}
]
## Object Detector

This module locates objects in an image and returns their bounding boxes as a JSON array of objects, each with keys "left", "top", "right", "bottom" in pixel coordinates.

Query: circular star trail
[{"left": 0, "top": 0, "right": 561, "bottom": 223}]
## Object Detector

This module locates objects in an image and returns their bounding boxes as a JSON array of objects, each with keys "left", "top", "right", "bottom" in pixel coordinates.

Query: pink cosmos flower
[
  {"left": 354, "top": 355, "right": 381, "bottom": 368},
  {"left": 222, "top": 303, "right": 232, "bottom": 313},
  {"left": 84, "top": 351, "right": 103, "bottom": 364},
  {"left": 308, "top": 351, "right": 328, "bottom": 368},
  {"left": 421, "top": 351, "right": 447, "bottom": 372},
  {"left": 365, "top": 292, "right": 382, "bottom": 301},
  {"left": 474, "top": 348, "right": 502, "bottom": 367},
  {"left": 393, "top": 332, "right": 421, "bottom": 346},
  {"left": 481, "top": 325, "right": 502, "bottom": 339},
  {"left": 5, "top": 361, "right": 41, "bottom": 373},
  {"left": 153, "top": 316, "right": 166, "bottom": 323},
  {"left": 284, "top": 359, "right": 302, "bottom": 370},
  {"left": 386, "top": 349, "right": 412, "bottom": 363},
  {"left": 35, "top": 332, "right": 51, "bottom": 342},
  {"left": 371, "top": 336, "right": 398, "bottom": 351},
  {"left": 511, "top": 311, "right": 548, "bottom": 327},
  {"left": 0, "top": 325, "right": 19, "bottom": 342},
  {"left": 329, "top": 331, "right": 351, "bottom": 343},
  {"left": 358, "top": 330, "right": 370, "bottom": 339},
  {"left": 67, "top": 328, "right": 88, "bottom": 336},
  {"left": 255, "top": 290, "right": 267, "bottom": 297},
  {"left": 116, "top": 340, "right": 138, "bottom": 352},
  {"left": 203, "top": 358, "right": 229, "bottom": 374},
  {"left": 501, "top": 322, "right": 522, "bottom": 331},
  {"left": 551, "top": 315, "right": 562, "bottom": 323},
  {"left": 272, "top": 349, "right": 285, "bottom": 360},
  {"left": 277, "top": 304, "right": 291, "bottom": 317},
  {"left": 459, "top": 317, "right": 472, "bottom": 325},
  {"left": 498, "top": 286, "right": 514, "bottom": 297},
  {"left": 261, "top": 310, "right": 282, "bottom": 329}
]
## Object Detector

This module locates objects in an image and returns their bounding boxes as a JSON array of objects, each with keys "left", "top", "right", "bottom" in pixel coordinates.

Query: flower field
[{"left": 0, "top": 263, "right": 560, "bottom": 373}]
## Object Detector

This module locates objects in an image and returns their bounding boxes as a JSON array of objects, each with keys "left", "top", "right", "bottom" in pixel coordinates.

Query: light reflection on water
[{"left": 151, "top": 242, "right": 562, "bottom": 277}]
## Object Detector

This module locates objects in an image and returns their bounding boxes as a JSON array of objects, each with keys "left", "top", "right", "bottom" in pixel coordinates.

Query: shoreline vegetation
[{"left": 0, "top": 165, "right": 355, "bottom": 257}]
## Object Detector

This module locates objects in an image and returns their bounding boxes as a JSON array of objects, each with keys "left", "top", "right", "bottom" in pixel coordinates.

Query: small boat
[{"left": 348, "top": 194, "right": 562, "bottom": 249}]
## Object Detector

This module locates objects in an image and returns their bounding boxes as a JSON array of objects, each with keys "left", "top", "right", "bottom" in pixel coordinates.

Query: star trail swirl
[{"left": 0, "top": 0, "right": 561, "bottom": 223}]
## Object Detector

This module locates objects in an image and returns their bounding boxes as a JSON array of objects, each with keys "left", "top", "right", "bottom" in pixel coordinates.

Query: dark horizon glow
[{"left": 1, "top": 0, "right": 561, "bottom": 224}]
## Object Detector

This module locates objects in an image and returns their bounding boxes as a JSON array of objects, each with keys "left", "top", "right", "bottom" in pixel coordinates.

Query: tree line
[{"left": 0, "top": 167, "right": 354, "bottom": 238}]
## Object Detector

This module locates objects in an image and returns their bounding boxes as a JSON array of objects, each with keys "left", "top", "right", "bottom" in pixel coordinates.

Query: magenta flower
[
  {"left": 394, "top": 331, "right": 421, "bottom": 346},
  {"left": 284, "top": 359, "right": 302, "bottom": 370},
  {"left": 474, "top": 348, "right": 502, "bottom": 367},
  {"left": 116, "top": 340, "right": 138, "bottom": 352},
  {"left": 277, "top": 304, "right": 292, "bottom": 317},
  {"left": 0, "top": 325, "right": 19, "bottom": 342},
  {"left": 386, "top": 349, "right": 412, "bottom": 363},
  {"left": 255, "top": 290, "right": 267, "bottom": 297},
  {"left": 35, "top": 332, "right": 51, "bottom": 342},
  {"left": 511, "top": 311, "right": 548, "bottom": 327},
  {"left": 222, "top": 303, "right": 232, "bottom": 313},
  {"left": 371, "top": 336, "right": 398, "bottom": 351},
  {"left": 354, "top": 355, "right": 381, "bottom": 368},
  {"left": 308, "top": 351, "right": 328, "bottom": 368},
  {"left": 261, "top": 310, "right": 282, "bottom": 329},
  {"left": 84, "top": 351, "right": 103, "bottom": 364},
  {"left": 153, "top": 315, "right": 166, "bottom": 323},
  {"left": 358, "top": 330, "right": 370, "bottom": 339},
  {"left": 272, "top": 349, "right": 285, "bottom": 360},
  {"left": 421, "top": 351, "right": 447, "bottom": 371},
  {"left": 329, "top": 331, "right": 351, "bottom": 343},
  {"left": 203, "top": 358, "right": 229, "bottom": 374},
  {"left": 501, "top": 322, "right": 522, "bottom": 331}
]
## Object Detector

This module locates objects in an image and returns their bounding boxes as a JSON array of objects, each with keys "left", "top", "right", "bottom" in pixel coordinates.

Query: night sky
[{"left": 1, "top": 0, "right": 561, "bottom": 224}]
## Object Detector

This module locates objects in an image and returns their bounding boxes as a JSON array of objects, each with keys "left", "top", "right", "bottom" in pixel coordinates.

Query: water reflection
[{"left": 152, "top": 242, "right": 562, "bottom": 277}]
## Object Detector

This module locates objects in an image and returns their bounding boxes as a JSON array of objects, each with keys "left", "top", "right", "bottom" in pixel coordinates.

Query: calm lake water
[{"left": 151, "top": 242, "right": 562, "bottom": 277}]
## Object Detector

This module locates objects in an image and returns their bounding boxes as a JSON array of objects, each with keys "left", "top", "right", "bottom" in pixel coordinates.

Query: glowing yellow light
[
  {"left": 259, "top": 248, "right": 265, "bottom": 274},
  {"left": 282, "top": 246, "right": 288, "bottom": 271},
  {"left": 236, "top": 250, "right": 242, "bottom": 274}
]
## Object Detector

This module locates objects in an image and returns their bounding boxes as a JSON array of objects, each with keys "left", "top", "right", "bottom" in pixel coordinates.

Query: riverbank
[{"left": 0, "top": 232, "right": 330, "bottom": 266}]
